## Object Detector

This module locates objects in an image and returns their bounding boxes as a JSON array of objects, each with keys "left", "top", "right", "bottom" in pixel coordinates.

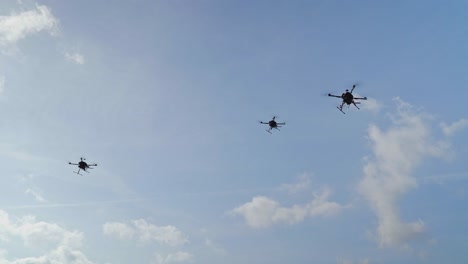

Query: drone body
[
  {"left": 328, "top": 84, "right": 367, "bottom": 114},
  {"left": 259, "top": 116, "right": 285, "bottom": 134},
  {"left": 69, "top": 157, "right": 97, "bottom": 175}
]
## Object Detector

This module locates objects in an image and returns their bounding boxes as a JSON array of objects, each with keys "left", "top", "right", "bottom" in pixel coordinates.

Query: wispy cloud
[
  {"left": 19, "top": 174, "right": 48, "bottom": 203},
  {"left": 25, "top": 188, "right": 47, "bottom": 203},
  {"left": 65, "top": 52, "right": 85, "bottom": 64},
  {"left": 423, "top": 172, "right": 468, "bottom": 185},
  {"left": 4, "top": 198, "right": 145, "bottom": 210},
  {"left": 0, "top": 4, "right": 59, "bottom": 54},
  {"left": 336, "top": 258, "right": 370, "bottom": 264},
  {"left": 361, "top": 97, "right": 383, "bottom": 114},
  {"left": 230, "top": 187, "right": 343, "bottom": 228},
  {"left": 204, "top": 238, "right": 227, "bottom": 256},
  {"left": 153, "top": 251, "right": 194, "bottom": 264},
  {"left": 103, "top": 219, "right": 189, "bottom": 246},
  {"left": 440, "top": 118, "right": 468, "bottom": 136},
  {"left": 278, "top": 173, "right": 311, "bottom": 194},
  {"left": 359, "top": 98, "right": 451, "bottom": 248},
  {"left": 0, "top": 75, "right": 4, "bottom": 94}
]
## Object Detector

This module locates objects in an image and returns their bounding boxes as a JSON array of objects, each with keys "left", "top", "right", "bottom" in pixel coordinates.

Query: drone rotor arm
[
  {"left": 328, "top": 94, "right": 341, "bottom": 98},
  {"left": 276, "top": 122, "right": 286, "bottom": 125},
  {"left": 354, "top": 97, "right": 367, "bottom": 100}
]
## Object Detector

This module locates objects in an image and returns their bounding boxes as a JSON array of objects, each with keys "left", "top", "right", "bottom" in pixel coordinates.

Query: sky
[{"left": 0, "top": 0, "right": 467, "bottom": 263}]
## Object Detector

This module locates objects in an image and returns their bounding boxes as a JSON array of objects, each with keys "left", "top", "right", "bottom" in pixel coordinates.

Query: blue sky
[{"left": 0, "top": 0, "right": 467, "bottom": 263}]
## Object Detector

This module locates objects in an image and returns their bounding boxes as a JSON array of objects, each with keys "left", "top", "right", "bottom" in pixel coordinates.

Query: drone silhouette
[
  {"left": 68, "top": 157, "right": 97, "bottom": 175},
  {"left": 328, "top": 84, "right": 367, "bottom": 114},
  {"left": 259, "top": 116, "right": 285, "bottom": 134}
]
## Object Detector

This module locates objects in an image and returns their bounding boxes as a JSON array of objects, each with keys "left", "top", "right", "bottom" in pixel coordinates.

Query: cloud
[
  {"left": 7, "top": 246, "right": 94, "bottom": 264},
  {"left": 103, "top": 219, "right": 188, "bottom": 246},
  {"left": 0, "top": 4, "right": 59, "bottom": 53},
  {"left": 102, "top": 222, "right": 135, "bottom": 240},
  {"left": 359, "top": 98, "right": 451, "bottom": 248},
  {"left": 279, "top": 173, "right": 311, "bottom": 194},
  {"left": 440, "top": 118, "right": 468, "bottom": 136},
  {"left": 65, "top": 52, "right": 85, "bottom": 65},
  {"left": 18, "top": 174, "right": 47, "bottom": 203},
  {"left": 12, "top": 215, "right": 83, "bottom": 248},
  {"left": 230, "top": 187, "right": 343, "bottom": 228},
  {"left": 0, "top": 210, "right": 94, "bottom": 263},
  {"left": 204, "top": 238, "right": 227, "bottom": 256},
  {"left": 153, "top": 251, "right": 194, "bottom": 264},
  {"left": 5, "top": 197, "right": 145, "bottom": 210},
  {"left": 0, "top": 75, "right": 4, "bottom": 94},
  {"left": 337, "top": 259, "right": 370, "bottom": 264},
  {"left": 361, "top": 97, "right": 382, "bottom": 114},
  {"left": 25, "top": 188, "right": 47, "bottom": 203}
]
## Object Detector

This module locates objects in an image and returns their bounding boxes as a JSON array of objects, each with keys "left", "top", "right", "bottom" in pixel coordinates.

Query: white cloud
[
  {"left": 102, "top": 222, "right": 135, "bottom": 240},
  {"left": 230, "top": 187, "right": 343, "bottom": 228},
  {"left": 204, "top": 238, "right": 227, "bottom": 256},
  {"left": 14, "top": 215, "right": 83, "bottom": 248},
  {"left": 18, "top": 174, "right": 47, "bottom": 203},
  {"left": 65, "top": 52, "right": 85, "bottom": 65},
  {"left": 361, "top": 97, "right": 382, "bottom": 114},
  {"left": 153, "top": 251, "right": 194, "bottom": 264},
  {"left": 0, "top": 4, "right": 58, "bottom": 53},
  {"left": 359, "top": 98, "right": 451, "bottom": 248},
  {"left": 8, "top": 246, "right": 94, "bottom": 264},
  {"left": 337, "top": 258, "right": 370, "bottom": 264},
  {"left": 279, "top": 173, "right": 311, "bottom": 194},
  {"left": 440, "top": 118, "right": 468, "bottom": 136},
  {"left": 0, "top": 75, "right": 4, "bottom": 94},
  {"left": 0, "top": 210, "right": 94, "bottom": 264},
  {"left": 133, "top": 219, "right": 188, "bottom": 246},
  {"left": 103, "top": 219, "right": 188, "bottom": 246},
  {"left": 25, "top": 188, "right": 47, "bottom": 203}
]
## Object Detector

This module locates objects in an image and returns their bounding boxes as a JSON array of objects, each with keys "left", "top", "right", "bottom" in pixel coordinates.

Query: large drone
[
  {"left": 328, "top": 84, "right": 367, "bottom": 114},
  {"left": 68, "top": 157, "right": 97, "bottom": 175},
  {"left": 259, "top": 116, "right": 285, "bottom": 134}
]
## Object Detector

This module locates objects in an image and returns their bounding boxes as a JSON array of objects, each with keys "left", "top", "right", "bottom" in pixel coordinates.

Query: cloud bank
[
  {"left": 0, "top": 4, "right": 58, "bottom": 53},
  {"left": 0, "top": 210, "right": 94, "bottom": 263},
  {"left": 153, "top": 251, "right": 194, "bottom": 264},
  {"left": 103, "top": 219, "right": 189, "bottom": 246},
  {"left": 231, "top": 187, "right": 343, "bottom": 228},
  {"left": 359, "top": 98, "right": 450, "bottom": 247}
]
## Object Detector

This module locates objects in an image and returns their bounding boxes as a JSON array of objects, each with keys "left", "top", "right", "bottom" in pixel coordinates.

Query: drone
[
  {"left": 328, "top": 84, "right": 367, "bottom": 114},
  {"left": 68, "top": 157, "right": 97, "bottom": 175},
  {"left": 259, "top": 116, "right": 285, "bottom": 134}
]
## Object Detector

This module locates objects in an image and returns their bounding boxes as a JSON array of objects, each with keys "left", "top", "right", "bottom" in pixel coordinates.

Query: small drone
[
  {"left": 259, "top": 116, "right": 285, "bottom": 134},
  {"left": 68, "top": 157, "right": 97, "bottom": 175},
  {"left": 328, "top": 84, "right": 367, "bottom": 114}
]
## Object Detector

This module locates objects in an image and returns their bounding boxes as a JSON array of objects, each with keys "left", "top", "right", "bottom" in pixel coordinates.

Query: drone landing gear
[
  {"left": 74, "top": 169, "right": 89, "bottom": 176},
  {"left": 337, "top": 106, "right": 345, "bottom": 114}
]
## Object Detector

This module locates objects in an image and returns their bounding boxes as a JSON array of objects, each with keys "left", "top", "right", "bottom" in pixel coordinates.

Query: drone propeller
[{"left": 350, "top": 82, "right": 363, "bottom": 93}]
